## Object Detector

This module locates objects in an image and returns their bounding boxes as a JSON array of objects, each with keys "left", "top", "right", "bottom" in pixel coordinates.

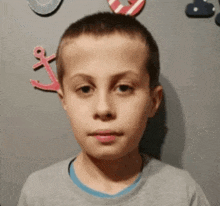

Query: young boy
[{"left": 18, "top": 12, "right": 210, "bottom": 205}]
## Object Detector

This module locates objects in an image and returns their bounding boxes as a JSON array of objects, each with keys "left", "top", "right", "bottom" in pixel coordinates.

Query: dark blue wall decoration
[{"left": 186, "top": 0, "right": 215, "bottom": 17}]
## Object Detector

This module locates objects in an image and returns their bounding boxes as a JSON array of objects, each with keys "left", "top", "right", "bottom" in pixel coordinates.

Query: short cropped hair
[{"left": 56, "top": 12, "right": 160, "bottom": 89}]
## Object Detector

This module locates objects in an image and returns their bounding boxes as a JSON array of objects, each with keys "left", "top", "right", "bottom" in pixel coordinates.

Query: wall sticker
[
  {"left": 186, "top": 0, "right": 220, "bottom": 26},
  {"left": 30, "top": 47, "right": 60, "bottom": 92},
  {"left": 27, "top": 0, "right": 63, "bottom": 15},
  {"left": 107, "top": 0, "right": 145, "bottom": 16},
  {"left": 215, "top": 0, "right": 220, "bottom": 25},
  {"left": 186, "top": 0, "right": 215, "bottom": 17}
]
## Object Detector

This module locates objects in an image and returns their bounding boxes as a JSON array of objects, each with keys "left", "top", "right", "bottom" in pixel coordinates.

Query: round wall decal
[
  {"left": 27, "top": 0, "right": 63, "bottom": 15},
  {"left": 107, "top": 0, "right": 146, "bottom": 16}
]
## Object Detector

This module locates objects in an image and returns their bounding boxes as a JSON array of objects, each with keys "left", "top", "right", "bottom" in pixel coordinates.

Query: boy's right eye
[{"left": 76, "top": 85, "right": 93, "bottom": 96}]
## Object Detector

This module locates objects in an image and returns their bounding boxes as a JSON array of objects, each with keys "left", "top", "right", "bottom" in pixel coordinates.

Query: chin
[{"left": 86, "top": 148, "right": 133, "bottom": 161}]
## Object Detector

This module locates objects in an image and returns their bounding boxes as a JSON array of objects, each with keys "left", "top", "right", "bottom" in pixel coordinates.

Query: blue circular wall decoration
[{"left": 27, "top": 0, "right": 63, "bottom": 15}]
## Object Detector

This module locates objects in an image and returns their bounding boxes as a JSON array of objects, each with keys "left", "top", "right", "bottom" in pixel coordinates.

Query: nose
[{"left": 93, "top": 90, "right": 116, "bottom": 121}]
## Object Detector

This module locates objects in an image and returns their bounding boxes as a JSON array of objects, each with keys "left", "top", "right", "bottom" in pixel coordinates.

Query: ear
[
  {"left": 57, "top": 88, "right": 67, "bottom": 111},
  {"left": 148, "top": 85, "right": 163, "bottom": 118}
]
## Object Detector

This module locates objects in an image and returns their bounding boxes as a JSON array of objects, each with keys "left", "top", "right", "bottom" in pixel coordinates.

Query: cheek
[
  {"left": 119, "top": 96, "right": 151, "bottom": 130},
  {"left": 64, "top": 98, "right": 90, "bottom": 127},
  {"left": 65, "top": 96, "right": 88, "bottom": 114},
  {"left": 122, "top": 95, "right": 151, "bottom": 116}
]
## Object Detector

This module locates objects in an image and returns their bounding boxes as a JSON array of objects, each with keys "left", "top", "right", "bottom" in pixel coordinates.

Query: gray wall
[{"left": 1, "top": 0, "right": 220, "bottom": 205}]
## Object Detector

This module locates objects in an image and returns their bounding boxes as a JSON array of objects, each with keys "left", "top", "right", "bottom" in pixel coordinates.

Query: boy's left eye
[
  {"left": 116, "top": 85, "right": 134, "bottom": 93},
  {"left": 81, "top": 86, "right": 91, "bottom": 93}
]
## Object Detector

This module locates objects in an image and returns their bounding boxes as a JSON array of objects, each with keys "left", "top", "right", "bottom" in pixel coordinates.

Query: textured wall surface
[{"left": 1, "top": 0, "right": 220, "bottom": 205}]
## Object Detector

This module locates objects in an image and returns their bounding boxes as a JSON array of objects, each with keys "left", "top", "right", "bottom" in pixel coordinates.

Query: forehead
[{"left": 61, "top": 33, "right": 149, "bottom": 78}]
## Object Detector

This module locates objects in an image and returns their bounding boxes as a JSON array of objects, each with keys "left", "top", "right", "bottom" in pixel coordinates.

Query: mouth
[
  {"left": 89, "top": 130, "right": 123, "bottom": 143},
  {"left": 89, "top": 129, "right": 123, "bottom": 136}
]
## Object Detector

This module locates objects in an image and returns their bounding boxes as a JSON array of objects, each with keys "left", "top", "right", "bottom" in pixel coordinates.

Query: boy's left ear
[{"left": 149, "top": 85, "right": 163, "bottom": 118}]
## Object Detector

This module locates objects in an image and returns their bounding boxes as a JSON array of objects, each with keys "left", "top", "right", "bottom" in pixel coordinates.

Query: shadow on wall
[{"left": 139, "top": 75, "right": 186, "bottom": 169}]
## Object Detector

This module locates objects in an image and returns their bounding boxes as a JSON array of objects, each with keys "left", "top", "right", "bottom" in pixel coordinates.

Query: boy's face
[{"left": 58, "top": 33, "right": 162, "bottom": 160}]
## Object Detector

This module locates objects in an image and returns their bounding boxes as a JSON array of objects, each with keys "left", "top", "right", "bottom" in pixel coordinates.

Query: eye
[
  {"left": 76, "top": 85, "right": 93, "bottom": 96},
  {"left": 117, "top": 85, "right": 134, "bottom": 93},
  {"left": 80, "top": 86, "right": 91, "bottom": 93}
]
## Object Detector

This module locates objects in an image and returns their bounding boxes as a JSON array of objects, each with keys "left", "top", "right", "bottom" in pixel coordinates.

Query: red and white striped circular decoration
[{"left": 107, "top": 0, "right": 146, "bottom": 16}]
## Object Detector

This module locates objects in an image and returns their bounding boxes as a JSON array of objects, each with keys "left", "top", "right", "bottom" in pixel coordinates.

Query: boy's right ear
[{"left": 57, "top": 89, "right": 67, "bottom": 111}]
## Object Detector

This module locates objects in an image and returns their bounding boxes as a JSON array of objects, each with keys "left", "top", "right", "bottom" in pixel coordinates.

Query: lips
[
  {"left": 89, "top": 130, "right": 123, "bottom": 143},
  {"left": 89, "top": 129, "right": 123, "bottom": 136},
  {"left": 95, "top": 135, "right": 116, "bottom": 143}
]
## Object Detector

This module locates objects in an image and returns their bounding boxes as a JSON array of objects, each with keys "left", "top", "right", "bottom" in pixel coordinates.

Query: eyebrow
[{"left": 70, "top": 71, "right": 140, "bottom": 82}]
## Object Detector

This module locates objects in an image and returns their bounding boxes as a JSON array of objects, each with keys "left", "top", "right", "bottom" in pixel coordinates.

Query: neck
[{"left": 74, "top": 149, "right": 143, "bottom": 183}]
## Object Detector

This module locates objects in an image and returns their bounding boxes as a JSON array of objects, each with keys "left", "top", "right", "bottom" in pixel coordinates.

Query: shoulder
[
  {"left": 29, "top": 157, "right": 72, "bottom": 180},
  {"left": 146, "top": 158, "right": 196, "bottom": 189},
  {"left": 21, "top": 157, "right": 74, "bottom": 196},
  {"left": 18, "top": 157, "right": 75, "bottom": 205},
  {"left": 141, "top": 157, "right": 210, "bottom": 205}
]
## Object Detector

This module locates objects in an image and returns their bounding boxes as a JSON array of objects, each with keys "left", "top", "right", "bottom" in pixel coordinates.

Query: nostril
[
  {"left": 106, "top": 113, "right": 112, "bottom": 118},
  {"left": 94, "top": 111, "right": 115, "bottom": 121}
]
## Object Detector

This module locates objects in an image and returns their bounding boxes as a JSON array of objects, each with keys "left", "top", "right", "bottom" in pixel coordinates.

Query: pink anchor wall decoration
[
  {"left": 30, "top": 47, "right": 60, "bottom": 92},
  {"left": 107, "top": 0, "right": 146, "bottom": 16}
]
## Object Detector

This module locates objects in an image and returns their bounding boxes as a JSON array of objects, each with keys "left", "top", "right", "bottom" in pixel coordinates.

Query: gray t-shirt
[{"left": 17, "top": 156, "right": 210, "bottom": 206}]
